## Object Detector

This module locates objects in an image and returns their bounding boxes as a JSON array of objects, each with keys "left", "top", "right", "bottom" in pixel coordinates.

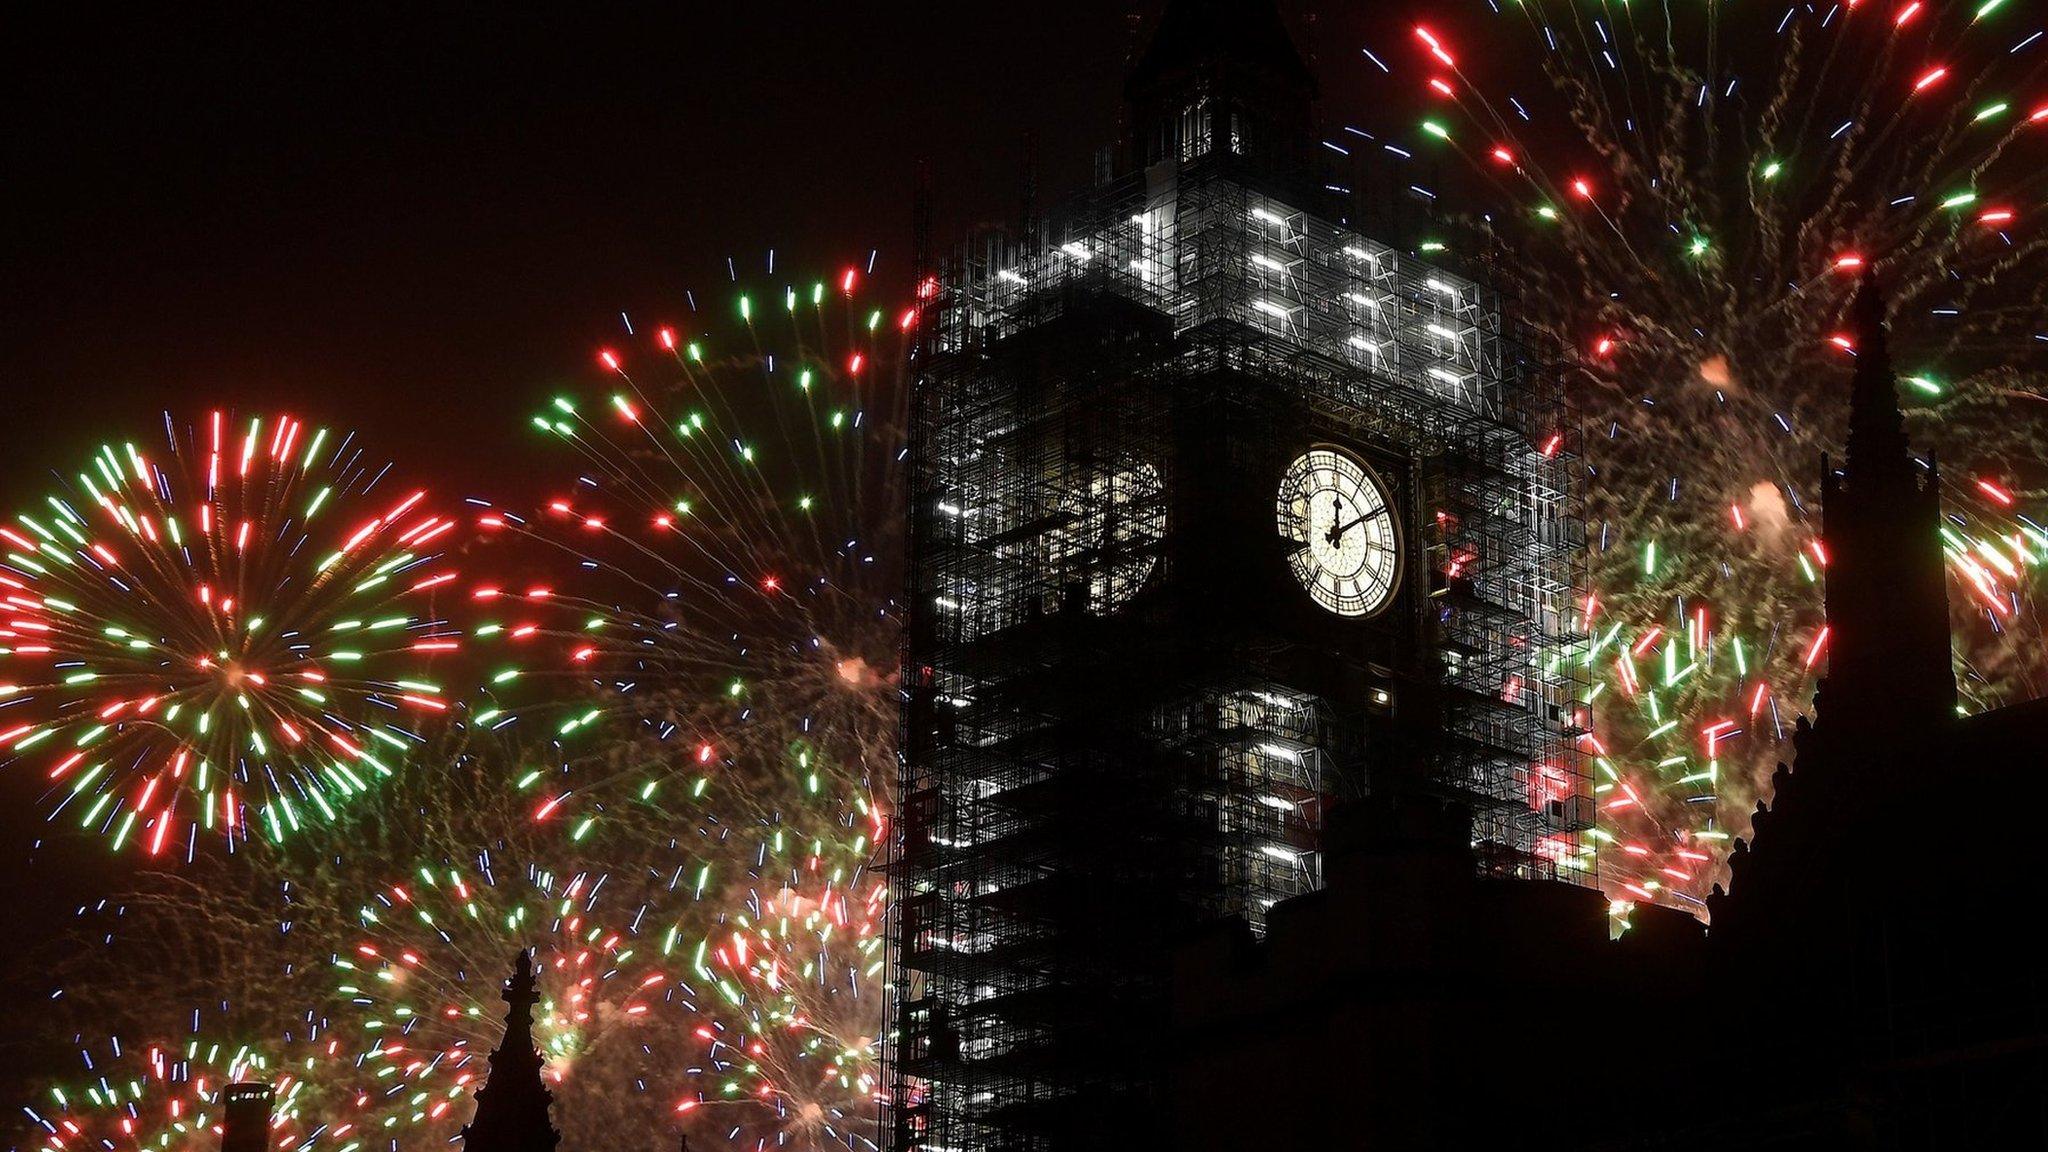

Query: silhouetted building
[
  {"left": 1170, "top": 795, "right": 1703, "bottom": 1147},
  {"left": 459, "top": 950, "right": 561, "bottom": 1152},
  {"left": 1698, "top": 276, "right": 2048, "bottom": 1144},
  {"left": 1166, "top": 279, "right": 2048, "bottom": 1148},
  {"left": 219, "top": 1082, "right": 273, "bottom": 1152}
]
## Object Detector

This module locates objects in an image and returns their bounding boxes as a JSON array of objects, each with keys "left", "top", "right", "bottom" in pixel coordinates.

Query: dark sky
[
  {"left": 1, "top": 4, "right": 1153, "bottom": 483},
  {"left": 0, "top": 0, "right": 1432, "bottom": 1092},
  {"left": 0, "top": 0, "right": 1423, "bottom": 478}
]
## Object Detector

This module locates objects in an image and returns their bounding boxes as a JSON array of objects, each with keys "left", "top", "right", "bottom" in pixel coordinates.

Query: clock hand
[
  {"left": 1324, "top": 503, "right": 1385, "bottom": 545},
  {"left": 1322, "top": 495, "right": 1349, "bottom": 546}
]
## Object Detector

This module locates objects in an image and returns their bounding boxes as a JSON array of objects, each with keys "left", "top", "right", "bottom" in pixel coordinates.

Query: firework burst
[
  {"left": 334, "top": 854, "right": 679, "bottom": 1138},
  {"left": 22, "top": 1020, "right": 346, "bottom": 1152},
  {"left": 30, "top": 685, "right": 890, "bottom": 1150},
  {"left": 1353, "top": 0, "right": 2048, "bottom": 911},
  {"left": 315, "top": 760, "right": 885, "bottom": 1148},
  {"left": 675, "top": 875, "right": 885, "bottom": 1150},
  {"left": 0, "top": 411, "right": 465, "bottom": 860},
  {"left": 9, "top": 264, "right": 904, "bottom": 1148},
  {"left": 463, "top": 262, "right": 909, "bottom": 843}
]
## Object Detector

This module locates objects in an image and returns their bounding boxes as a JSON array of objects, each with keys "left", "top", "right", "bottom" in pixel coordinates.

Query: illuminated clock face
[
  {"left": 1277, "top": 448, "right": 1400, "bottom": 617},
  {"left": 1048, "top": 459, "right": 1164, "bottom": 613}
]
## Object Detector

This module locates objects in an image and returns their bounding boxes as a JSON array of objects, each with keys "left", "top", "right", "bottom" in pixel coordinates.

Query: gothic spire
[
  {"left": 1818, "top": 269, "right": 1957, "bottom": 731},
  {"left": 1841, "top": 271, "right": 1915, "bottom": 495},
  {"left": 501, "top": 947, "right": 540, "bottom": 1052},
  {"left": 459, "top": 950, "right": 560, "bottom": 1152}
]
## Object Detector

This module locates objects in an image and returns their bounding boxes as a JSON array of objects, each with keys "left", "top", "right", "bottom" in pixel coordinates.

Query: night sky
[
  {"left": 2, "top": 4, "right": 1151, "bottom": 483},
  {"left": 0, "top": 0, "right": 1423, "bottom": 1088}
]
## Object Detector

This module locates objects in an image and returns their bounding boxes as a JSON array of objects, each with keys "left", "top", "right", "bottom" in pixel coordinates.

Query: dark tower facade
[
  {"left": 219, "top": 1082, "right": 273, "bottom": 1152},
  {"left": 1818, "top": 273, "right": 1957, "bottom": 730},
  {"left": 889, "top": 3, "right": 1586, "bottom": 1150},
  {"left": 459, "top": 950, "right": 561, "bottom": 1152}
]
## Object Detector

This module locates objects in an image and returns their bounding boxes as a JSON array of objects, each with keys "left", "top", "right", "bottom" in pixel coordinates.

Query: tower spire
[
  {"left": 1818, "top": 272, "right": 1956, "bottom": 731},
  {"left": 1842, "top": 271, "right": 1915, "bottom": 494},
  {"left": 458, "top": 950, "right": 560, "bottom": 1152}
]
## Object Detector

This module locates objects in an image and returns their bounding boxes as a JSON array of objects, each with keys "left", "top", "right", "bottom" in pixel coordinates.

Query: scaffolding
[{"left": 890, "top": 151, "right": 1588, "bottom": 1152}]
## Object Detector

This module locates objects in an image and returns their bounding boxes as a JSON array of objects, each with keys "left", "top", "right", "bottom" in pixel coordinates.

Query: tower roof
[{"left": 1125, "top": 0, "right": 1316, "bottom": 101}]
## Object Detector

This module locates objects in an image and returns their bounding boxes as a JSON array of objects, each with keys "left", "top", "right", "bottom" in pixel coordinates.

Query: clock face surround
[{"left": 1277, "top": 447, "right": 1400, "bottom": 617}]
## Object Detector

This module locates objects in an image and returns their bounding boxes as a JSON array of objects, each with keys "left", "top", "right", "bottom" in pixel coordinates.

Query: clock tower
[{"left": 890, "top": 3, "right": 1587, "bottom": 1149}]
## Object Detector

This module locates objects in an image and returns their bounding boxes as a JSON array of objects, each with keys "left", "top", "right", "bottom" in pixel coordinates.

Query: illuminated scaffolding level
[{"left": 889, "top": 144, "right": 1588, "bottom": 1149}]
